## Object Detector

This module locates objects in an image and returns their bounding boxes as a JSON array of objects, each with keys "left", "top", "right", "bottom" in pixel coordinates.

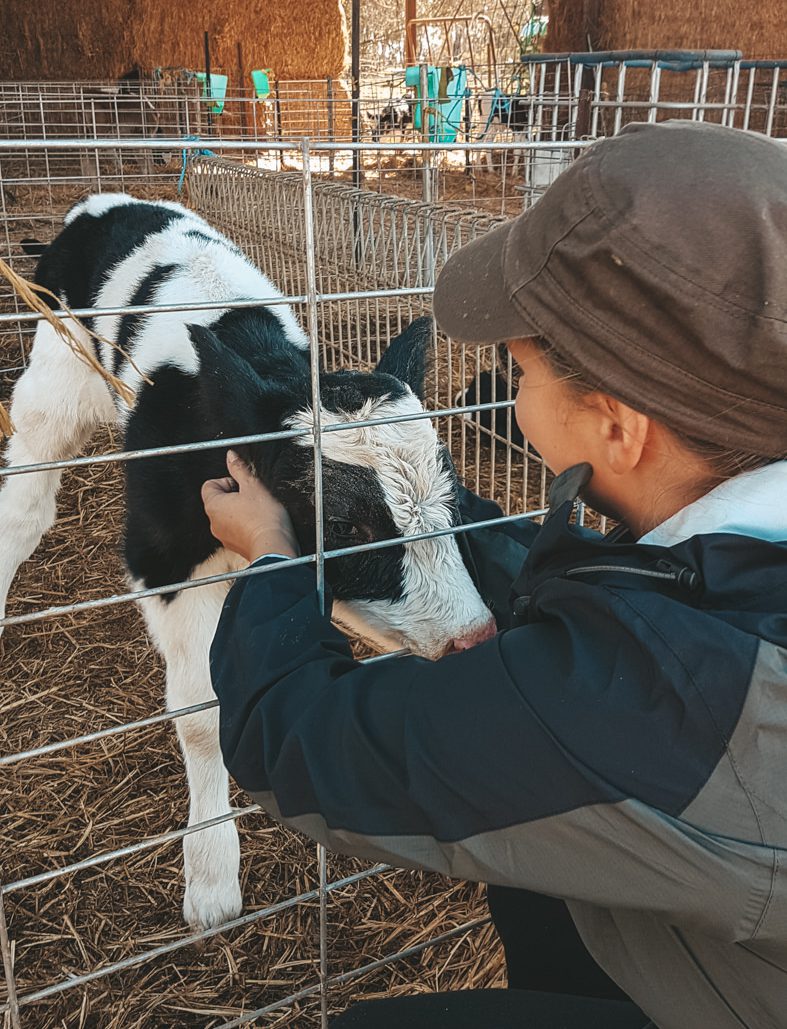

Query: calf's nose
[{"left": 451, "top": 616, "right": 497, "bottom": 652}]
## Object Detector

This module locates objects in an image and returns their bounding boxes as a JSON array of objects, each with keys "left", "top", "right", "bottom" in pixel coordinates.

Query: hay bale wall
[
  {"left": 544, "top": 0, "right": 787, "bottom": 58},
  {"left": 1, "top": 0, "right": 348, "bottom": 85}
]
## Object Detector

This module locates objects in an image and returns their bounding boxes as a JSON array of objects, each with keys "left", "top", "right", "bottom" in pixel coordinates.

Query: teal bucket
[
  {"left": 405, "top": 65, "right": 467, "bottom": 142},
  {"left": 196, "top": 72, "right": 228, "bottom": 115},
  {"left": 251, "top": 69, "right": 271, "bottom": 100}
]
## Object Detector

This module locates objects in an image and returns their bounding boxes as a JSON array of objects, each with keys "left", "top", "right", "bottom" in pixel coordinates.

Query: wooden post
[
  {"left": 582, "top": 0, "right": 601, "bottom": 51},
  {"left": 352, "top": 0, "right": 362, "bottom": 265},
  {"left": 405, "top": 0, "right": 417, "bottom": 66},
  {"left": 203, "top": 31, "right": 213, "bottom": 133}
]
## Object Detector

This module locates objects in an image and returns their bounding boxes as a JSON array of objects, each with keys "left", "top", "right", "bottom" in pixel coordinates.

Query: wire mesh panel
[
  {"left": 187, "top": 155, "right": 548, "bottom": 515},
  {"left": 2, "top": 53, "right": 784, "bottom": 228}
]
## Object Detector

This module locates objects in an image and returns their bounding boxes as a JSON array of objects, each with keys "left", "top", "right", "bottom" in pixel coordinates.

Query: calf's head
[{"left": 194, "top": 316, "right": 494, "bottom": 659}]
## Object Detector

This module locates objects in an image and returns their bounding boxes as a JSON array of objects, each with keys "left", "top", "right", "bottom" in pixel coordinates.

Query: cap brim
[{"left": 432, "top": 217, "right": 539, "bottom": 344}]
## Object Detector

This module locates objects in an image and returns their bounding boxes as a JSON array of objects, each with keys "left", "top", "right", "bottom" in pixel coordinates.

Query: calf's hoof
[{"left": 183, "top": 876, "right": 243, "bottom": 932}]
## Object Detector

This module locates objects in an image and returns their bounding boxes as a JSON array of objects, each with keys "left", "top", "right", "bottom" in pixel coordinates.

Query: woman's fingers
[
  {"left": 227, "top": 450, "right": 257, "bottom": 487},
  {"left": 200, "top": 450, "right": 299, "bottom": 562},
  {"left": 201, "top": 476, "right": 235, "bottom": 505}
]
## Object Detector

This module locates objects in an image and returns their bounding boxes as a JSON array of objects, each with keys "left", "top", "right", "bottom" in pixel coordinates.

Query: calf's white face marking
[{"left": 287, "top": 391, "right": 493, "bottom": 659}]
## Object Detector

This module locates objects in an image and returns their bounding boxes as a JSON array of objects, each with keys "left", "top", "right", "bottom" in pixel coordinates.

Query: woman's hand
[{"left": 201, "top": 450, "right": 300, "bottom": 563}]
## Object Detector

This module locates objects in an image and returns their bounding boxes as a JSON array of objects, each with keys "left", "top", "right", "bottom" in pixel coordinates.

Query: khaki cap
[{"left": 433, "top": 121, "right": 787, "bottom": 457}]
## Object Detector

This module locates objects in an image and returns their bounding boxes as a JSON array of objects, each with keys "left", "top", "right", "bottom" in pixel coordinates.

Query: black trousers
[
  {"left": 486, "top": 885, "right": 631, "bottom": 1000},
  {"left": 330, "top": 990, "right": 648, "bottom": 1028},
  {"left": 330, "top": 887, "right": 650, "bottom": 1027}
]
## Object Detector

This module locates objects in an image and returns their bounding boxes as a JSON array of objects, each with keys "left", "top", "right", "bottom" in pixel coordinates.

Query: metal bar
[
  {"left": 351, "top": 0, "right": 361, "bottom": 196},
  {"left": 215, "top": 915, "right": 490, "bottom": 1028},
  {"left": 0, "top": 398, "right": 516, "bottom": 478},
  {"left": 420, "top": 64, "right": 432, "bottom": 202},
  {"left": 0, "top": 137, "right": 592, "bottom": 152},
  {"left": 419, "top": 65, "right": 435, "bottom": 282},
  {"left": 1, "top": 649, "right": 410, "bottom": 768},
  {"left": 2, "top": 867, "right": 389, "bottom": 1012},
  {"left": 327, "top": 77, "right": 335, "bottom": 176},
  {"left": 299, "top": 136, "right": 330, "bottom": 1029},
  {"left": 648, "top": 62, "right": 661, "bottom": 124},
  {"left": 765, "top": 67, "right": 780, "bottom": 137},
  {"left": 613, "top": 62, "right": 627, "bottom": 135},
  {"left": 742, "top": 66, "right": 756, "bottom": 131},
  {"left": 0, "top": 286, "right": 432, "bottom": 326},
  {"left": 4, "top": 807, "right": 260, "bottom": 894},
  {"left": 0, "top": 508, "right": 542, "bottom": 630},
  {"left": 0, "top": 699, "right": 217, "bottom": 767}
]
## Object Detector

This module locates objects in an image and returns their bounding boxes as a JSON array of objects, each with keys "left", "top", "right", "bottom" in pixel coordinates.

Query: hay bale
[
  {"left": 1, "top": 0, "right": 348, "bottom": 83},
  {"left": 544, "top": 0, "right": 787, "bottom": 58}
]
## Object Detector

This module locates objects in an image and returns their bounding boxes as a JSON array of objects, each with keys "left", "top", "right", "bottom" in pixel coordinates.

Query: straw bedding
[{"left": 0, "top": 182, "right": 515, "bottom": 1027}]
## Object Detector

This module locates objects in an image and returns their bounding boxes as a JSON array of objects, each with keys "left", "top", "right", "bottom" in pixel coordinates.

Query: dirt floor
[{"left": 0, "top": 174, "right": 526, "bottom": 1027}]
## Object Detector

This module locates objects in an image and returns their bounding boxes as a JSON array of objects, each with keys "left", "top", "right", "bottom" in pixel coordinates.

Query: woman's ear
[{"left": 592, "top": 394, "right": 651, "bottom": 474}]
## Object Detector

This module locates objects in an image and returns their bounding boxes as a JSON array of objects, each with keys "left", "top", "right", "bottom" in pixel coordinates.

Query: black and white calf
[
  {"left": 474, "top": 90, "right": 532, "bottom": 174},
  {"left": 0, "top": 195, "right": 494, "bottom": 930},
  {"left": 368, "top": 97, "right": 414, "bottom": 141}
]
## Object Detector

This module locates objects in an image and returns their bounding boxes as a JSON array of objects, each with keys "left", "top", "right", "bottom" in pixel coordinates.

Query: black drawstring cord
[{"left": 564, "top": 562, "right": 700, "bottom": 592}]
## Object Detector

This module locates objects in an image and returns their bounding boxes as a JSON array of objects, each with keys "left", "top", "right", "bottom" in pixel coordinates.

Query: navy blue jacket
[{"left": 211, "top": 486, "right": 787, "bottom": 1029}]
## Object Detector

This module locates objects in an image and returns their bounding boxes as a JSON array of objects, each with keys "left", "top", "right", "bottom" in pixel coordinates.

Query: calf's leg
[
  {"left": 136, "top": 550, "right": 245, "bottom": 930},
  {"left": 0, "top": 322, "right": 115, "bottom": 630}
]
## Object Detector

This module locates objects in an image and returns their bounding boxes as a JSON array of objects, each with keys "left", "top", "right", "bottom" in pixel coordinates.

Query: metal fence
[
  {"left": 1, "top": 50, "right": 786, "bottom": 1023},
  {"left": 3, "top": 51, "right": 784, "bottom": 221},
  {"left": 0, "top": 133, "right": 560, "bottom": 1028},
  {"left": 186, "top": 154, "right": 552, "bottom": 513}
]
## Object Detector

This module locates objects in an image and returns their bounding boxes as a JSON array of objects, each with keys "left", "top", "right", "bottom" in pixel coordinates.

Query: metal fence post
[
  {"left": 300, "top": 136, "right": 330, "bottom": 1029},
  {"left": 419, "top": 63, "right": 433, "bottom": 205},
  {"left": 419, "top": 65, "right": 436, "bottom": 288},
  {"left": 327, "top": 77, "right": 335, "bottom": 177}
]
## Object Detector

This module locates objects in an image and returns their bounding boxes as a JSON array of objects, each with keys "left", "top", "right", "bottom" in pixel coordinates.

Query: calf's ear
[
  {"left": 375, "top": 315, "right": 432, "bottom": 401},
  {"left": 188, "top": 323, "right": 302, "bottom": 475}
]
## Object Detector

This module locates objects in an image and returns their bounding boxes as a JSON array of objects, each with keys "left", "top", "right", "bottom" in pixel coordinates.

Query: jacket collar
[
  {"left": 509, "top": 464, "right": 689, "bottom": 625},
  {"left": 508, "top": 463, "right": 787, "bottom": 628},
  {"left": 639, "top": 460, "right": 787, "bottom": 547}
]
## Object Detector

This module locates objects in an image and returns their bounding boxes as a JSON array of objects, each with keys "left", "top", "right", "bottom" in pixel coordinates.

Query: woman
[{"left": 202, "top": 121, "right": 787, "bottom": 1028}]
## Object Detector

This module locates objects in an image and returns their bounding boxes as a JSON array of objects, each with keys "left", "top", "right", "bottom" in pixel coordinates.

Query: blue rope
[{"left": 178, "top": 135, "right": 216, "bottom": 193}]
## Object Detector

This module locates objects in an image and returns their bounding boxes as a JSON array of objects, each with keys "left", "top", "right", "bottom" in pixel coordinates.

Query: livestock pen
[
  {"left": 0, "top": 136, "right": 552, "bottom": 1029},
  {"left": 1, "top": 50, "right": 786, "bottom": 1028}
]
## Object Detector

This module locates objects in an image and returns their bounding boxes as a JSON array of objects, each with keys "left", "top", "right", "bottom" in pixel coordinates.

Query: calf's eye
[{"left": 330, "top": 519, "right": 360, "bottom": 541}]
